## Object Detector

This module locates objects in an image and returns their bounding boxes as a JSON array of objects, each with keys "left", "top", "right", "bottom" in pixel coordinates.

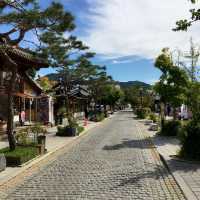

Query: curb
[
  {"left": 141, "top": 121, "right": 197, "bottom": 200},
  {"left": 159, "top": 153, "right": 198, "bottom": 200},
  {"left": 135, "top": 120, "right": 193, "bottom": 200}
]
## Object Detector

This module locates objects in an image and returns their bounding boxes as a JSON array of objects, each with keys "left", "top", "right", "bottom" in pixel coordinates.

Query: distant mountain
[
  {"left": 118, "top": 81, "right": 151, "bottom": 89},
  {"left": 45, "top": 73, "right": 151, "bottom": 89}
]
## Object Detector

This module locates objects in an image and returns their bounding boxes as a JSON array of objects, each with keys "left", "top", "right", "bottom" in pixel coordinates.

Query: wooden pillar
[
  {"left": 35, "top": 99, "right": 38, "bottom": 122},
  {"left": 29, "top": 99, "right": 32, "bottom": 123}
]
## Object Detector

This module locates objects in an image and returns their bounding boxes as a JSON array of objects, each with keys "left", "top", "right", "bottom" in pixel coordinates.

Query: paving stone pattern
[{"left": 6, "top": 112, "right": 185, "bottom": 199}]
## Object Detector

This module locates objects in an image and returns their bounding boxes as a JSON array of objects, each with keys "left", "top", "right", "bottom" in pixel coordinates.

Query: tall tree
[
  {"left": 40, "top": 30, "right": 98, "bottom": 126},
  {"left": 0, "top": 0, "right": 75, "bottom": 150},
  {"left": 101, "top": 84, "right": 124, "bottom": 111},
  {"left": 155, "top": 48, "right": 189, "bottom": 125},
  {"left": 174, "top": 0, "right": 199, "bottom": 31}
]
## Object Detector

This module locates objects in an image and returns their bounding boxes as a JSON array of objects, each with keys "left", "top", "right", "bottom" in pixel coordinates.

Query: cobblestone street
[{"left": 5, "top": 112, "right": 185, "bottom": 199}]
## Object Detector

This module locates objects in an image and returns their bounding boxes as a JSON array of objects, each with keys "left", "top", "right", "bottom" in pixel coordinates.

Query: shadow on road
[{"left": 103, "top": 138, "right": 153, "bottom": 151}]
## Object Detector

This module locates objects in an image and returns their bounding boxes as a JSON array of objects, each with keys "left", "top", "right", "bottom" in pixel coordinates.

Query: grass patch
[{"left": 0, "top": 146, "right": 38, "bottom": 166}]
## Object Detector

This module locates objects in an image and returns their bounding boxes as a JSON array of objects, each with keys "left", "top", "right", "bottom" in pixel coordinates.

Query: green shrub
[
  {"left": 136, "top": 108, "right": 151, "bottom": 119},
  {"left": 160, "top": 120, "right": 182, "bottom": 136},
  {"left": 57, "top": 125, "right": 84, "bottom": 137},
  {"left": 96, "top": 113, "right": 105, "bottom": 122},
  {"left": 16, "top": 128, "right": 31, "bottom": 145},
  {"left": 68, "top": 118, "right": 78, "bottom": 128},
  {"left": 16, "top": 125, "right": 47, "bottom": 145},
  {"left": 0, "top": 146, "right": 38, "bottom": 166},
  {"left": 149, "top": 113, "right": 158, "bottom": 123},
  {"left": 179, "top": 120, "right": 200, "bottom": 160}
]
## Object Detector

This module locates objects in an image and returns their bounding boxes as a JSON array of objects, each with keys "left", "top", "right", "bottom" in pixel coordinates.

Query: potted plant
[
  {"left": 56, "top": 112, "right": 80, "bottom": 137},
  {"left": 66, "top": 115, "right": 78, "bottom": 136}
]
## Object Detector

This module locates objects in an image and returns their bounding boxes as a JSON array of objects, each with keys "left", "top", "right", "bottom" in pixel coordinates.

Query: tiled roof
[{"left": 0, "top": 44, "right": 49, "bottom": 69}]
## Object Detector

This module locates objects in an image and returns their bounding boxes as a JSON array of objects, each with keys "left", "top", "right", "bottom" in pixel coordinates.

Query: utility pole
[{"left": 184, "top": 38, "right": 200, "bottom": 82}]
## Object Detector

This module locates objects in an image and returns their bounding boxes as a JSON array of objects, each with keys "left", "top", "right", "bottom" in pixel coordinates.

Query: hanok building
[
  {"left": 0, "top": 45, "right": 54, "bottom": 131},
  {"left": 69, "top": 85, "right": 90, "bottom": 119},
  {"left": 53, "top": 81, "right": 90, "bottom": 124}
]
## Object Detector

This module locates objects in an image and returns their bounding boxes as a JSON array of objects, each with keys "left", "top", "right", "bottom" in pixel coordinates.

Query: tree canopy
[
  {"left": 154, "top": 48, "right": 189, "bottom": 108},
  {"left": 174, "top": 0, "right": 200, "bottom": 31},
  {"left": 0, "top": 0, "right": 77, "bottom": 150}
]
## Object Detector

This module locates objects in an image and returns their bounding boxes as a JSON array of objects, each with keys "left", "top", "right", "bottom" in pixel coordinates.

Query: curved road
[{"left": 5, "top": 112, "right": 185, "bottom": 199}]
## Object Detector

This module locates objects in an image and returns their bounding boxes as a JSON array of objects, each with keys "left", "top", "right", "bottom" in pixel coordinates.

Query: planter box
[
  {"left": 56, "top": 127, "right": 77, "bottom": 137},
  {"left": 65, "top": 127, "right": 76, "bottom": 136},
  {"left": 1, "top": 146, "right": 39, "bottom": 167},
  {"left": 6, "top": 156, "right": 22, "bottom": 167},
  {"left": 5, "top": 152, "right": 38, "bottom": 167}
]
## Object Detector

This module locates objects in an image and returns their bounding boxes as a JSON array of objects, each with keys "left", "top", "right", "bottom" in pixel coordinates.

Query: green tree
[
  {"left": 174, "top": 0, "right": 199, "bottom": 31},
  {"left": 37, "top": 76, "right": 55, "bottom": 92},
  {"left": 124, "top": 86, "right": 153, "bottom": 110},
  {"left": 40, "top": 31, "right": 100, "bottom": 127},
  {"left": 101, "top": 85, "right": 124, "bottom": 111},
  {"left": 0, "top": 0, "right": 75, "bottom": 150},
  {"left": 154, "top": 48, "right": 189, "bottom": 125},
  {"left": 88, "top": 70, "right": 113, "bottom": 110}
]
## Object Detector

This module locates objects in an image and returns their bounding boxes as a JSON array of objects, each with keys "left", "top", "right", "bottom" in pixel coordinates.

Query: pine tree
[{"left": 0, "top": 0, "right": 75, "bottom": 150}]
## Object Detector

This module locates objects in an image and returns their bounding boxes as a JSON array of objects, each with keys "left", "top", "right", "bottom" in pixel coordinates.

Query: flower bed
[{"left": 0, "top": 146, "right": 39, "bottom": 166}]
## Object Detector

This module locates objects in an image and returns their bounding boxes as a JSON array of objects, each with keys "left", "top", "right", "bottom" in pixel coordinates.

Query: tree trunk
[
  {"left": 160, "top": 102, "right": 165, "bottom": 129},
  {"left": 64, "top": 79, "right": 74, "bottom": 127},
  {"left": 7, "top": 69, "right": 17, "bottom": 150}
]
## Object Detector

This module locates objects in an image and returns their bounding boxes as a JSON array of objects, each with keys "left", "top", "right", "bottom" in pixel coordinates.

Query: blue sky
[
  {"left": 3, "top": 0, "right": 200, "bottom": 84},
  {"left": 39, "top": 0, "right": 162, "bottom": 84}
]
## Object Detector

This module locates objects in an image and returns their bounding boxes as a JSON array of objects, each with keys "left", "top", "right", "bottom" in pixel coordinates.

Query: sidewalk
[
  {"left": 138, "top": 119, "right": 200, "bottom": 200},
  {"left": 0, "top": 116, "right": 113, "bottom": 190}
]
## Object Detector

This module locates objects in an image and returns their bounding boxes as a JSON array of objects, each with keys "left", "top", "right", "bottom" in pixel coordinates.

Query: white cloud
[
  {"left": 112, "top": 59, "right": 133, "bottom": 64},
  {"left": 82, "top": 0, "right": 200, "bottom": 60},
  {"left": 148, "top": 79, "right": 159, "bottom": 85}
]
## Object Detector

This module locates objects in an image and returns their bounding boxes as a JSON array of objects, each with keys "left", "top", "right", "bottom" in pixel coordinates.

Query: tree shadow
[
  {"left": 166, "top": 156, "right": 200, "bottom": 173},
  {"left": 106, "top": 160, "right": 173, "bottom": 193},
  {"left": 103, "top": 134, "right": 200, "bottom": 175},
  {"left": 114, "top": 167, "right": 162, "bottom": 188},
  {"left": 103, "top": 138, "right": 153, "bottom": 151}
]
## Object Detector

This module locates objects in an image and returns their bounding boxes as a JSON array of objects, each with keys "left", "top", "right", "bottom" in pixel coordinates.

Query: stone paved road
[{"left": 5, "top": 112, "right": 185, "bottom": 199}]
